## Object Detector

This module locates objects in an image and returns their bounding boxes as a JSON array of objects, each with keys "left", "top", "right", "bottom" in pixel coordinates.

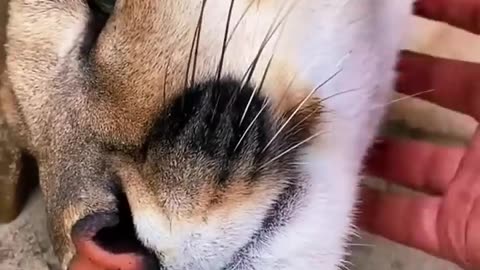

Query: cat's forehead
[
  {"left": 7, "top": 0, "right": 312, "bottom": 90},
  {"left": 5, "top": 0, "right": 320, "bottom": 155}
]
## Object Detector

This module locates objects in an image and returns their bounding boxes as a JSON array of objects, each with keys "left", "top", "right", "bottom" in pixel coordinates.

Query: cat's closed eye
[
  {"left": 90, "top": 0, "right": 116, "bottom": 14},
  {"left": 1, "top": 1, "right": 414, "bottom": 269}
]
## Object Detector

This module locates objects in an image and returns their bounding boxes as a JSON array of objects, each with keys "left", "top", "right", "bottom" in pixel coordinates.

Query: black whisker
[
  {"left": 191, "top": 0, "right": 208, "bottom": 87},
  {"left": 163, "top": 58, "right": 170, "bottom": 109},
  {"left": 184, "top": 18, "right": 199, "bottom": 89},
  {"left": 219, "top": 0, "right": 294, "bottom": 124},
  {"left": 216, "top": 0, "right": 236, "bottom": 82},
  {"left": 239, "top": 52, "right": 274, "bottom": 126},
  {"left": 239, "top": 0, "right": 295, "bottom": 92},
  {"left": 225, "top": 0, "right": 255, "bottom": 46},
  {"left": 184, "top": 20, "right": 198, "bottom": 111},
  {"left": 217, "top": 0, "right": 295, "bottom": 124},
  {"left": 184, "top": 0, "right": 208, "bottom": 111}
]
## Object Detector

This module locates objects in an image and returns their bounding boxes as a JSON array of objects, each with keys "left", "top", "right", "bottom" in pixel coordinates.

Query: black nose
[{"left": 69, "top": 193, "right": 159, "bottom": 270}]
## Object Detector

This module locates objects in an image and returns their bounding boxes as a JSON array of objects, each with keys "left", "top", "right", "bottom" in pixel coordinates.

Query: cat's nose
[{"left": 68, "top": 195, "right": 159, "bottom": 270}]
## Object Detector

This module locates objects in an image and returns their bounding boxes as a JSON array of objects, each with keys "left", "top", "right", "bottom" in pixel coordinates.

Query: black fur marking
[
  {"left": 139, "top": 78, "right": 319, "bottom": 269},
  {"left": 223, "top": 170, "right": 305, "bottom": 270},
  {"left": 81, "top": 0, "right": 113, "bottom": 56},
  {"left": 144, "top": 78, "right": 271, "bottom": 186}
]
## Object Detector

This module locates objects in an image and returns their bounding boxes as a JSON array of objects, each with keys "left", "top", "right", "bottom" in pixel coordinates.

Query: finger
[
  {"left": 365, "top": 139, "right": 464, "bottom": 195},
  {"left": 466, "top": 199, "right": 480, "bottom": 268},
  {"left": 439, "top": 128, "right": 480, "bottom": 267},
  {"left": 357, "top": 187, "right": 442, "bottom": 258},
  {"left": 414, "top": 0, "right": 480, "bottom": 34},
  {"left": 457, "top": 127, "right": 480, "bottom": 176},
  {"left": 396, "top": 50, "right": 480, "bottom": 120}
]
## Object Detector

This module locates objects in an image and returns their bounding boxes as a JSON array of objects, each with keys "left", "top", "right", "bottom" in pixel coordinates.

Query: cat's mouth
[{"left": 69, "top": 192, "right": 160, "bottom": 270}]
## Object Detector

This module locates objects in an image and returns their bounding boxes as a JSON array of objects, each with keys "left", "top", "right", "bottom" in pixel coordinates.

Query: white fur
[
  {"left": 260, "top": 2, "right": 413, "bottom": 269},
  {"left": 132, "top": 199, "right": 274, "bottom": 269},
  {"left": 5, "top": 0, "right": 413, "bottom": 269},
  {"left": 129, "top": 1, "right": 413, "bottom": 269}
]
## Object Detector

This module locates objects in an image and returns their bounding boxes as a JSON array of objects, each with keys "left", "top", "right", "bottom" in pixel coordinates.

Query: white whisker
[
  {"left": 239, "top": 49, "right": 275, "bottom": 126},
  {"left": 259, "top": 129, "right": 327, "bottom": 170},
  {"left": 284, "top": 88, "right": 363, "bottom": 137},
  {"left": 275, "top": 73, "right": 299, "bottom": 110},
  {"left": 235, "top": 101, "right": 269, "bottom": 151},
  {"left": 339, "top": 260, "right": 353, "bottom": 270},
  {"left": 348, "top": 243, "right": 374, "bottom": 248},
  {"left": 368, "top": 89, "right": 435, "bottom": 112},
  {"left": 239, "top": 0, "right": 296, "bottom": 91},
  {"left": 262, "top": 69, "right": 342, "bottom": 153}
]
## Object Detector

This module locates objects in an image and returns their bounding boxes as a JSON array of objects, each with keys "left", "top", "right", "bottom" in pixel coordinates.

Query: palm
[{"left": 359, "top": 0, "right": 480, "bottom": 268}]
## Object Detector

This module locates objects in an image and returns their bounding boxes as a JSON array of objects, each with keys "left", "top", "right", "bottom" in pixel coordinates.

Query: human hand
[{"left": 359, "top": 0, "right": 480, "bottom": 269}]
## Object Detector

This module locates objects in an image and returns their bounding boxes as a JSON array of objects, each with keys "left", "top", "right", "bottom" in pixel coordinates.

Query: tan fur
[
  {"left": 118, "top": 164, "right": 280, "bottom": 223},
  {"left": 114, "top": 158, "right": 283, "bottom": 220},
  {"left": 1, "top": 1, "right": 323, "bottom": 267},
  {"left": 1, "top": 1, "right": 478, "bottom": 268},
  {"left": 3, "top": 0, "right": 476, "bottom": 268}
]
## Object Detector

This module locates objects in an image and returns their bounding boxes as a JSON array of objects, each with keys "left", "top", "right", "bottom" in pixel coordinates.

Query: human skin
[{"left": 359, "top": 0, "right": 480, "bottom": 269}]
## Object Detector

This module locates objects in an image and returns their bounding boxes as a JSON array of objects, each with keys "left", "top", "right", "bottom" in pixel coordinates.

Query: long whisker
[
  {"left": 338, "top": 260, "right": 353, "bottom": 270},
  {"left": 226, "top": 0, "right": 255, "bottom": 46},
  {"left": 283, "top": 107, "right": 323, "bottom": 138},
  {"left": 163, "top": 57, "right": 170, "bottom": 109},
  {"left": 259, "top": 129, "right": 327, "bottom": 170},
  {"left": 347, "top": 243, "right": 374, "bottom": 247},
  {"left": 184, "top": 0, "right": 208, "bottom": 112},
  {"left": 216, "top": 0, "right": 236, "bottom": 81},
  {"left": 210, "top": 91, "right": 222, "bottom": 123},
  {"left": 239, "top": 52, "right": 274, "bottom": 126},
  {"left": 271, "top": 45, "right": 352, "bottom": 122},
  {"left": 191, "top": 0, "right": 208, "bottom": 87},
  {"left": 184, "top": 2, "right": 203, "bottom": 89},
  {"left": 319, "top": 87, "right": 364, "bottom": 104},
  {"left": 368, "top": 89, "right": 435, "bottom": 112},
  {"left": 262, "top": 69, "right": 342, "bottom": 153},
  {"left": 218, "top": 1, "right": 292, "bottom": 121},
  {"left": 281, "top": 90, "right": 435, "bottom": 153},
  {"left": 239, "top": 0, "right": 295, "bottom": 92},
  {"left": 234, "top": 100, "right": 269, "bottom": 151},
  {"left": 274, "top": 73, "right": 298, "bottom": 114},
  {"left": 284, "top": 88, "right": 362, "bottom": 135},
  {"left": 184, "top": 29, "right": 197, "bottom": 89}
]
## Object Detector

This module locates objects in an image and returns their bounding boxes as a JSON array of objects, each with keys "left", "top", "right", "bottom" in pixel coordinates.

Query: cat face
[{"left": 0, "top": 0, "right": 412, "bottom": 269}]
